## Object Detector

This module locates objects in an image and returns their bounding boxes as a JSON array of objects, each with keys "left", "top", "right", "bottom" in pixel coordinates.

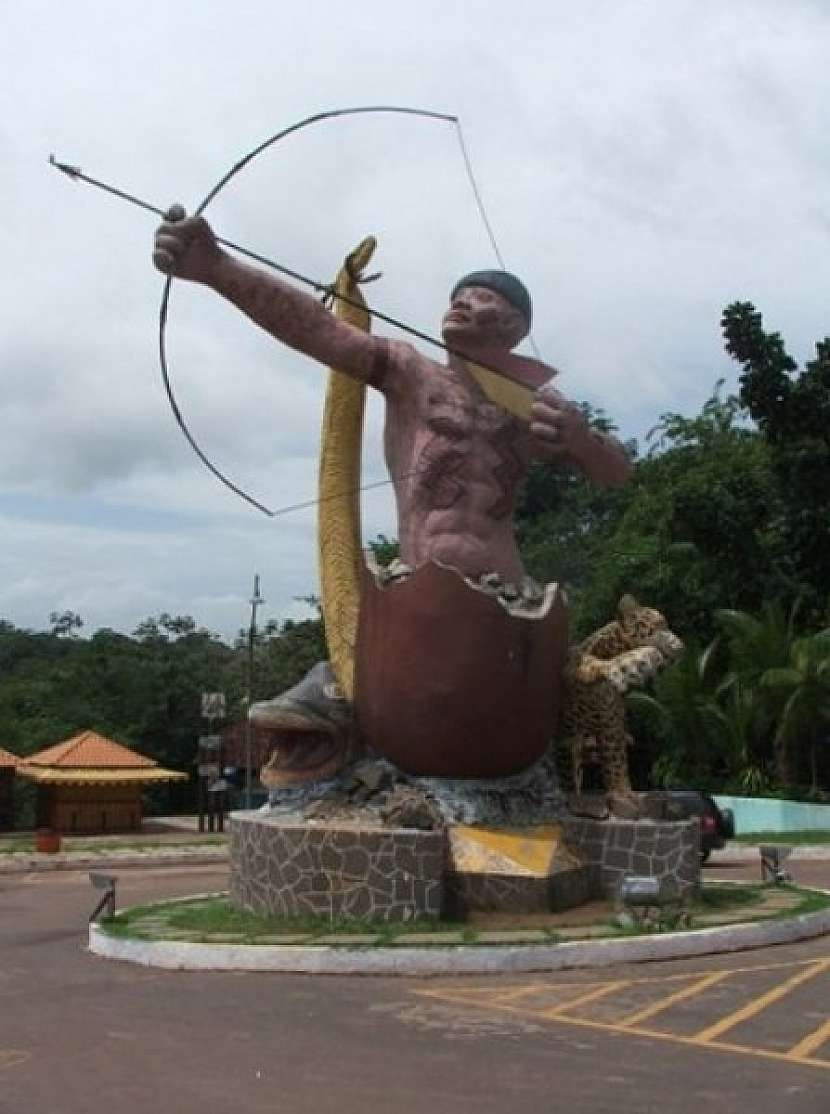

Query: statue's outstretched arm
[{"left": 153, "top": 206, "right": 383, "bottom": 384}]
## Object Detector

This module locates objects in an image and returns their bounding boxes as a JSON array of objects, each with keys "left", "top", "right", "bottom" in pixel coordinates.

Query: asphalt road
[{"left": 1, "top": 856, "right": 828, "bottom": 1114}]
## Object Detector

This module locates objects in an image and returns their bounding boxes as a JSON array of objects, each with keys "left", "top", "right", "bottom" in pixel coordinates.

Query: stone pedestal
[
  {"left": 230, "top": 810, "right": 701, "bottom": 925},
  {"left": 562, "top": 815, "right": 700, "bottom": 897},
  {"left": 230, "top": 812, "right": 444, "bottom": 922}
]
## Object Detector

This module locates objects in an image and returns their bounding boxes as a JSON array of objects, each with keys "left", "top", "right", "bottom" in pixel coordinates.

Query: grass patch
[
  {"left": 694, "top": 884, "right": 762, "bottom": 909},
  {"left": 103, "top": 896, "right": 472, "bottom": 945},
  {"left": 166, "top": 899, "right": 471, "bottom": 945},
  {"left": 101, "top": 898, "right": 191, "bottom": 937},
  {"left": 732, "top": 830, "right": 830, "bottom": 845},
  {"left": 0, "top": 841, "right": 34, "bottom": 854},
  {"left": 693, "top": 883, "right": 830, "bottom": 924},
  {"left": 66, "top": 836, "right": 227, "bottom": 852},
  {"left": 100, "top": 882, "right": 830, "bottom": 946},
  {"left": 773, "top": 885, "right": 830, "bottom": 918}
]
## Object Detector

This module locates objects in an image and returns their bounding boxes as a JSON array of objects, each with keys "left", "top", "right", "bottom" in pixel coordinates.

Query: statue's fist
[
  {"left": 153, "top": 205, "right": 221, "bottom": 284},
  {"left": 529, "top": 386, "right": 589, "bottom": 462}
]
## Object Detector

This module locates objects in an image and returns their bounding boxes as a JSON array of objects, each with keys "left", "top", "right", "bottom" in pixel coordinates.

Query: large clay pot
[
  {"left": 354, "top": 562, "right": 568, "bottom": 778},
  {"left": 35, "top": 828, "right": 61, "bottom": 853}
]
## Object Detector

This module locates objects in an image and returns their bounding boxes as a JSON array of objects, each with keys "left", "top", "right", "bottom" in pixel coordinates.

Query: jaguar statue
[{"left": 556, "top": 594, "right": 683, "bottom": 802}]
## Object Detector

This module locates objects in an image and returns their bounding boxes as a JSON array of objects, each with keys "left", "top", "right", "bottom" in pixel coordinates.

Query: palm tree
[
  {"left": 627, "top": 641, "right": 725, "bottom": 788},
  {"left": 761, "top": 631, "right": 830, "bottom": 796},
  {"left": 714, "top": 601, "right": 802, "bottom": 785},
  {"left": 704, "top": 677, "right": 771, "bottom": 795}
]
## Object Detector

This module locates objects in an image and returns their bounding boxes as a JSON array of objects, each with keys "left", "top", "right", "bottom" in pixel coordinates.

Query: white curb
[{"left": 89, "top": 900, "right": 830, "bottom": 976}]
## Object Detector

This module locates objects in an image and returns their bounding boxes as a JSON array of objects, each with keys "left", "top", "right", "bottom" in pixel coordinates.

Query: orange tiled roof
[
  {"left": 24, "top": 731, "right": 157, "bottom": 769},
  {"left": 0, "top": 747, "right": 20, "bottom": 769}
]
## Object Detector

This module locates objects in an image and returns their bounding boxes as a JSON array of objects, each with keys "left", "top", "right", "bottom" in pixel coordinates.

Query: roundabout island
[{"left": 89, "top": 878, "right": 830, "bottom": 976}]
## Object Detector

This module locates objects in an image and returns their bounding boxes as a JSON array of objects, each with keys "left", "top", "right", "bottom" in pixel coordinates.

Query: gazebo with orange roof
[
  {"left": 17, "top": 731, "right": 187, "bottom": 834},
  {"left": 0, "top": 746, "right": 19, "bottom": 830}
]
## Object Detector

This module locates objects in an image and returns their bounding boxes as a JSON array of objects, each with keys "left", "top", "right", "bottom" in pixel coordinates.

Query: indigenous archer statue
[{"left": 153, "top": 209, "right": 632, "bottom": 784}]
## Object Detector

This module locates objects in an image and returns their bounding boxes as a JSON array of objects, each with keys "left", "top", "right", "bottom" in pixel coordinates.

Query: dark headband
[{"left": 451, "top": 270, "right": 532, "bottom": 327}]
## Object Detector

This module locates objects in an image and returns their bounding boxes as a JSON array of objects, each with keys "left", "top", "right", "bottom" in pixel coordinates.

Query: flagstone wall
[
  {"left": 230, "top": 813, "right": 444, "bottom": 922},
  {"left": 562, "top": 815, "right": 700, "bottom": 896}
]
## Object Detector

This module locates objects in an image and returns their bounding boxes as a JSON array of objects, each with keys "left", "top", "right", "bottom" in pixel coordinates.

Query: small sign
[
  {"left": 201, "top": 692, "right": 226, "bottom": 719},
  {"left": 198, "top": 735, "right": 222, "bottom": 751},
  {"left": 198, "top": 763, "right": 220, "bottom": 779}
]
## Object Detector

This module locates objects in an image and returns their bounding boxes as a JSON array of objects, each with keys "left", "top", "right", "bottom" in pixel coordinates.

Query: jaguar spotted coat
[{"left": 557, "top": 595, "right": 683, "bottom": 796}]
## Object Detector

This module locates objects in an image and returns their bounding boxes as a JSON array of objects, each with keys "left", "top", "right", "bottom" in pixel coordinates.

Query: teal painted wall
[{"left": 713, "top": 795, "right": 830, "bottom": 834}]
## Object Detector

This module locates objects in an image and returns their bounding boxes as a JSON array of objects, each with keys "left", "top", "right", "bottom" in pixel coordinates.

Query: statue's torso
[{"left": 381, "top": 347, "right": 534, "bottom": 581}]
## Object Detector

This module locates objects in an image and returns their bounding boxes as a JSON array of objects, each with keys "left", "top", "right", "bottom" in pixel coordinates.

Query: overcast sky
[{"left": 2, "top": 0, "right": 829, "bottom": 639}]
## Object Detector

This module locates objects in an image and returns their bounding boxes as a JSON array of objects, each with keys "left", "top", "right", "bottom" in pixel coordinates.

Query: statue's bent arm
[{"left": 529, "top": 390, "right": 633, "bottom": 489}]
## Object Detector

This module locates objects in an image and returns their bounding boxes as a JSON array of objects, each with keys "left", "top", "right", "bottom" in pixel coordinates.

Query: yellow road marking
[
  {"left": 0, "top": 1050, "right": 31, "bottom": 1072},
  {"left": 416, "top": 957, "right": 827, "bottom": 1011},
  {"left": 418, "top": 987, "right": 830, "bottom": 1070},
  {"left": 542, "top": 980, "right": 630, "bottom": 1017},
  {"left": 787, "top": 1018, "right": 830, "bottom": 1060},
  {"left": 616, "top": 971, "right": 732, "bottom": 1028},
  {"left": 416, "top": 957, "right": 830, "bottom": 1071},
  {"left": 694, "top": 959, "right": 830, "bottom": 1043},
  {"left": 489, "top": 985, "right": 559, "bottom": 1004}
]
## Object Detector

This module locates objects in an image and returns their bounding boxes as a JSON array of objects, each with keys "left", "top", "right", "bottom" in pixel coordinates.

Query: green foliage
[
  {"left": 256, "top": 616, "right": 328, "bottom": 700},
  {"left": 0, "top": 612, "right": 324, "bottom": 815},
  {"left": 582, "top": 386, "right": 788, "bottom": 644},
  {"left": 366, "top": 534, "right": 400, "bottom": 568},
  {"left": 760, "top": 629, "right": 830, "bottom": 795},
  {"left": 626, "top": 641, "right": 728, "bottom": 789},
  {"left": 722, "top": 302, "right": 830, "bottom": 624},
  {"left": 733, "top": 830, "right": 830, "bottom": 844},
  {"left": 635, "top": 604, "right": 830, "bottom": 795}
]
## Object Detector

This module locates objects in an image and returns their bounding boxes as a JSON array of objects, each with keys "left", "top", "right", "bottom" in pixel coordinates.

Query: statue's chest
[{"left": 423, "top": 376, "right": 522, "bottom": 444}]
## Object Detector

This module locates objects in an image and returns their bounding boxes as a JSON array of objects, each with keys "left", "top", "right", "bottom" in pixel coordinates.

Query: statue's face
[{"left": 441, "top": 285, "right": 526, "bottom": 350}]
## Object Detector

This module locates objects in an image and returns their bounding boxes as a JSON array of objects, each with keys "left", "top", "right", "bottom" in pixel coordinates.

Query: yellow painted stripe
[
  {"left": 453, "top": 825, "right": 563, "bottom": 874},
  {"left": 417, "top": 988, "right": 830, "bottom": 1071},
  {"left": 0, "top": 1050, "right": 30, "bottom": 1072},
  {"left": 417, "top": 957, "right": 830, "bottom": 1004},
  {"left": 787, "top": 1017, "right": 830, "bottom": 1060},
  {"left": 617, "top": 971, "right": 732, "bottom": 1028},
  {"left": 694, "top": 959, "right": 830, "bottom": 1043},
  {"left": 491, "top": 984, "right": 553, "bottom": 1004},
  {"left": 542, "top": 980, "right": 629, "bottom": 1018}
]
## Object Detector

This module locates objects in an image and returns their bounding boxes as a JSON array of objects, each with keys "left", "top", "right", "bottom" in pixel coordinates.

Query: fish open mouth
[{"left": 259, "top": 728, "right": 349, "bottom": 788}]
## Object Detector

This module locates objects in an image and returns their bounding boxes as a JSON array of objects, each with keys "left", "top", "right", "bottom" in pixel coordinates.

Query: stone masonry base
[
  {"left": 562, "top": 815, "right": 700, "bottom": 897},
  {"left": 230, "top": 813, "right": 444, "bottom": 922},
  {"left": 230, "top": 812, "right": 700, "bottom": 923}
]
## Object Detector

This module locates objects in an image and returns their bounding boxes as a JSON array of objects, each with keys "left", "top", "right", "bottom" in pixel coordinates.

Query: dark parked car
[{"left": 663, "top": 790, "right": 736, "bottom": 861}]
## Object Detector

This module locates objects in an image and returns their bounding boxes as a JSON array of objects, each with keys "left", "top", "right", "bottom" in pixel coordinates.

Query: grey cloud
[{"left": 2, "top": 0, "right": 829, "bottom": 634}]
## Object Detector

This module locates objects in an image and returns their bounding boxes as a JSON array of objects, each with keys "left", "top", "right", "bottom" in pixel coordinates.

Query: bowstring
[{"left": 452, "top": 120, "right": 545, "bottom": 363}]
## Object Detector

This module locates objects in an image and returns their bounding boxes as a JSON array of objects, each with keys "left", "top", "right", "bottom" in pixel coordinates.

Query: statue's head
[{"left": 442, "top": 270, "right": 532, "bottom": 351}]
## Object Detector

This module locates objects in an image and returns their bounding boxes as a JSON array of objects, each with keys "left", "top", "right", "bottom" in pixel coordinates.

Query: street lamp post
[{"left": 245, "top": 574, "right": 265, "bottom": 809}]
